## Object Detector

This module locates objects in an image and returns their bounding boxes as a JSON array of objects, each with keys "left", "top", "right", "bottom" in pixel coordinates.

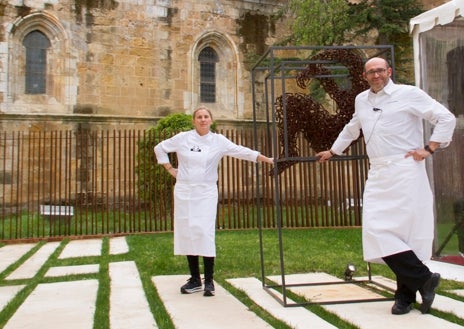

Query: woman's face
[{"left": 192, "top": 109, "right": 213, "bottom": 135}]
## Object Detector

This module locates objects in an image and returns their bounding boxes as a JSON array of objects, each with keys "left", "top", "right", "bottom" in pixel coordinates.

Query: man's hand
[{"left": 405, "top": 148, "right": 431, "bottom": 161}]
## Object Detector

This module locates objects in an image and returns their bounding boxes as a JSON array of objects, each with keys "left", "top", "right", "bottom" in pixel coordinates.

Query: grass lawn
[
  {"left": 127, "top": 228, "right": 464, "bottom": 328},
  {"left": 0, "top": 228, "right": 463, "bottom": 328},
  {"left": 436, "top": 221, "right": 463, "bottom": 256}
]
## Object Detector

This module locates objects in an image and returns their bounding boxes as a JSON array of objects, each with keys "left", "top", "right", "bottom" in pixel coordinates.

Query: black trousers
[
  {"left": 186, "top": 255, "right": 215, "bottom": 281},
  {"left": 382, "top": 250, "right": 432, "bottom": 304}
]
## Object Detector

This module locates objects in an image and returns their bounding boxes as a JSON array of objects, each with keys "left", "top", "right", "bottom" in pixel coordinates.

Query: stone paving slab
[
  {"left": 449, "top": 289, "right": 464, "bottom": 297},
  {"left": 6, "top": 242, "right": 60, "bottom": 280},
  {"left": 109, "top": 261, "right": 157, "bottom": 329},
  {"left": 271, "top": 273, "right": 463, "bottom": 329},
  {"left": 267, "top": 272, "right": 384, "bottom": 303},
  {"left": 426, "top": 260, "right": 464, "bottom": 282},
  {"left": 228, "top": 277, "right": 338, "bottom": 329},
  {"left": 45, "top": 264, "right": 100, "bottom": 278},
  {"left": 0, "top": 285, "right": 25, "bottom": 310},
  {"left": 109, "top": 236, "right": 129, "bottom": 255},
  {"left": 57, "top": 237, "right": 129, "bottom": 259},
  {"left": 58, "top": 239, "right": 102, "bottom": 259},
  {"left": 0, "top": 244, "right": 37, "bottom": 274},
  {"left": 360, "top": 275, "right": 464, "bottom": 319},
  {"left": 152, "top": 275, "right": 274, "bottom": 329},
  {"left": 3, "top": 280, "right": 98, "bottom": 329},
  {"left": 323, "top": 301, "right": 464, "bottom": 329},
  {"left": 430, "top": 294, "right": 464, "bottom": 320}
]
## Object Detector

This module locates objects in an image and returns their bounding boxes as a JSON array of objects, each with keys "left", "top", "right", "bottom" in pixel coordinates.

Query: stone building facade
[
  {"left": 0, "top": 0, "right": 449, "bottom": 131},
  {"left": 0, "top": 0, "right": 291, "bottom": 131},
  {"left": 0, "top": 0, "right": 455, "bottom": 233}
]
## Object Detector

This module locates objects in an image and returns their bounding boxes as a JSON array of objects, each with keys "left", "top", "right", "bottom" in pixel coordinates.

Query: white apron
[
  {"left": 362, "top": 154, "right": 434, "bottom": 264},
  {"left": 173, "top": 182, "right": 218, "bottom": 257}
]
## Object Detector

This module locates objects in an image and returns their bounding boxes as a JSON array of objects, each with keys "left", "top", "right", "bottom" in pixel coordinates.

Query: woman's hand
[
  {"left": 258, "top": 154, "right": 274, "bottom": 164},
  {"left": 163, "top": 164, "right": 178, "bottom": 178},
  {"left": 167, "top": 167, "right": 177, "bottom": 178},
  {"left": 316, "top": 150, "right": 334, "bottom": 163}
]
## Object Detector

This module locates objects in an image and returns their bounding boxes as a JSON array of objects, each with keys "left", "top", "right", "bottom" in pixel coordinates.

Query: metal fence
[{"left": 0, "top": 129, "right": 368, "bottom": 242}]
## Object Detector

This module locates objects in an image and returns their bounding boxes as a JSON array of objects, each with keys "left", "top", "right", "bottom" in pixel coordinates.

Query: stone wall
[
  {"left": 0, "top": 0, "right": 450, "bottom": 132},
  {"left": 0, "top": 0, "right": 290, "bottom": 129}
]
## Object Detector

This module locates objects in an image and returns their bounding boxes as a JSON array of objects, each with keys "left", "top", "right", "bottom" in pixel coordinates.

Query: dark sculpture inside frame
[{"left": 274, "top": 48, "right": 369, "bottom": 174}]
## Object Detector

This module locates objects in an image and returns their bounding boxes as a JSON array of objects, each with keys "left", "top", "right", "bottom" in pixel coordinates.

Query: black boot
[
  {"left": 203, "top": 256, "right": 215, "bottom": 297},
  {"left": 180, "top": 255, "right": 202, "bottom": 294}
]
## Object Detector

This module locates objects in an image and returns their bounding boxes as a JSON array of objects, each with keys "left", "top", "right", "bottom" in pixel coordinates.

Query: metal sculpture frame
[{"left": 251, "top": 45, "right": 396, "bottom": 307}]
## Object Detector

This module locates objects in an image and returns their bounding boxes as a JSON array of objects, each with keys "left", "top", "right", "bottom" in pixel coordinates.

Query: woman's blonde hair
[{"left": 192, "top": 106, "right": 213, "bottom": 120}]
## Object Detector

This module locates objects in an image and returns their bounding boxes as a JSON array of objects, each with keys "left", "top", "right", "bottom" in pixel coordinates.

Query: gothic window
[
  {"left": 23, "top": 30, "right": 51, "bottom": 94},
  {"left": 198, "top": 47, "right": 219, "bottom": 103}
]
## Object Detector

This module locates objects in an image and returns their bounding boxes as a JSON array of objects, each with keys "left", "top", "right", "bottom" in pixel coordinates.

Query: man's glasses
[{"left": 365, "top": 68, "right": 387, "bottom": 76}]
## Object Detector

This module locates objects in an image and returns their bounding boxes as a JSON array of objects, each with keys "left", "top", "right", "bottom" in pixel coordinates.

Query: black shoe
[
  {"left": 419, "top": 272, "right": 440, "bottom": 314},
  {"left": 180, "top": 277, "right": 202, "bottom": 294},
  {"left": 391, "top": 299, "right": 412, "bottom": 315},
  {"left": 203, "top": 279, "right": 215, "bottom": 297}
]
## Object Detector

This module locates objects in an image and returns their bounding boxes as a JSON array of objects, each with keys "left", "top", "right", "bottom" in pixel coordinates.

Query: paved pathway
[
  {"left": 110, "top": 261, "right": 157, "bottom": 329},
  {"left": 0, "top": 238, "right": 463, "bottom": 328}
]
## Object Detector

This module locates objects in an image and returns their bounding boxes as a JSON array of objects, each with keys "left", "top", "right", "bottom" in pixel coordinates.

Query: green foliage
[
  {"left": 155, "top": 113, "right": 194, "bottom": 134},
  {"left": 136, "top": 113, "right": 218, "bottom": 211},
  {"left": 289, "top": 0, "right": 350, "bottom": 46},
  {"left": 287, "top": 0, "right": 424, "bottom": 83},
  {"left": 347, "top": 0, "right": 424, "bottom": 82},
  {"left": 136, "top": 113, "right": 194, "bottom": 211},
  {"left": 347, "top": 0, "right": 423, "bottom": 41}
]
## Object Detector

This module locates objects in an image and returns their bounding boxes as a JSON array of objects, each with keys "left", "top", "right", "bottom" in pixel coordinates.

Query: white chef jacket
[
  {"left": 331, "top": 80, "right": 456, "bottom": 263},
  {"left": 154, "top": 129, "right": 260, "bottom": 256}
]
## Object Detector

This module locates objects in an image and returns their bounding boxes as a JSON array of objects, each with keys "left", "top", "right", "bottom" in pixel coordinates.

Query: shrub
[
  {"left": 136, "top": 112, "right": 218, "bottom": 215},
  {"left": 136, "top": 113, "right": 194, "bottom": 213}
]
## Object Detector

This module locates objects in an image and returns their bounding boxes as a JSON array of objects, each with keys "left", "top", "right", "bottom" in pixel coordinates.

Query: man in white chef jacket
[{"left": 317, "top": 57, "right": 456, "bottom": 315}]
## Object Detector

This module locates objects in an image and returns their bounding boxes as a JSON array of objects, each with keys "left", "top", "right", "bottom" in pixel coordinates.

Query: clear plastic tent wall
[{"left": 410, "top": 0, "right": 464, "bottom": 259}]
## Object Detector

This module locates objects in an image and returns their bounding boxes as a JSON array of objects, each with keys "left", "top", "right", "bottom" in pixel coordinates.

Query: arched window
[
  {"left": 23, "top": 30, "right": 51, "bottom": 94},
  {"left": 198, "top": 47, "right": 219, "bottom": 103}
]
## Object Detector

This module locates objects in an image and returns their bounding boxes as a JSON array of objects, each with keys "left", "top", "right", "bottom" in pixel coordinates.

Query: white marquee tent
[
  {"left": 410, "top": 0, "right": 464, "bottom": 112},
  {"left": 410, "top": 0, "right": 464, "bottom": 256}
]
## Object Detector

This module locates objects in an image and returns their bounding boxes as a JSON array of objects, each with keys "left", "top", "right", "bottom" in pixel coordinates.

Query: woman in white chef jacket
[{"left": 154, "top": 106, "right": 274, "bottom": 297}]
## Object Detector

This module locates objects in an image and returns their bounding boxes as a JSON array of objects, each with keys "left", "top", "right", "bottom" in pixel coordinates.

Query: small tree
[
  {"left": 289, "top": 0, "right": 350, "bottom": 46},
  {"left": 286, "top": 0, "right": 424, "bottom": 83},
  {"left": 347, "top": 0, "right": 423, "bottom": 83}
]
